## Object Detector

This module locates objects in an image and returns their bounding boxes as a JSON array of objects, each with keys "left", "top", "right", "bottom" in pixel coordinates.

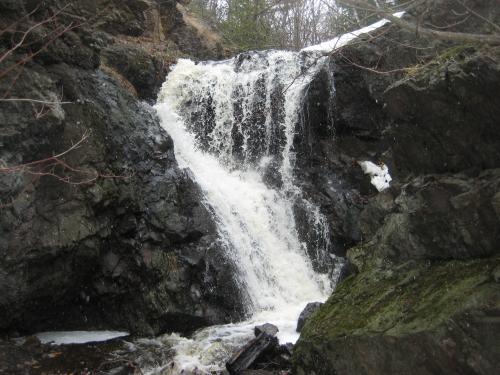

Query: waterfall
[{"left": 153, "top": 49, "right": 338, "bottom": 373}]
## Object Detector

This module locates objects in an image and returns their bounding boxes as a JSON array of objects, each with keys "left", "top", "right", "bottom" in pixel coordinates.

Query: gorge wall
[
  {"left": 0, "top": 0, "right": 240, "bottom": 337},
  {"left": 292, "top": 1, "right": 500, "bottom": 374}
]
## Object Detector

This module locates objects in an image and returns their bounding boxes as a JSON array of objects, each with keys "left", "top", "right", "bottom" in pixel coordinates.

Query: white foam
[
  {"left": 155, "top": 103, "right": 329, "bottom": 311},
  {"left": 145, "top": 304, "right": 312, "bottom": 374}
]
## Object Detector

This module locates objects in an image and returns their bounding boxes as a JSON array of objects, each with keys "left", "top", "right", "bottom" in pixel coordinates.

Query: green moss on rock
[
  {"left": 293, "top": 253, "right": 500, "bottom": 375},
  {"left": 304, "top": 255, "right": 498, "bottom": 338}
]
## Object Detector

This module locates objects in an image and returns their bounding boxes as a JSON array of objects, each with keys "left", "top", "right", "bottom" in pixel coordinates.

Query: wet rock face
[
  {"left": 297, "top": 45, "right": 500, "bottom": 261},
  {"left": 384, "top": 49, "right": 500, "bottom": 177},
  {"left": 101, "top": 45, "right": 166, "bottom": 102},
  {"left": 358, "top": 171, "right": 500, "bottom": 261},
  {"left": 292, "top": 1, "right": 500, "bottom": 374},
  {"left": 292, "top": 0, "right": 500, "bottom": 260},
  {"left": 0, "top": 0, "right": 243, "bottom": 336}
]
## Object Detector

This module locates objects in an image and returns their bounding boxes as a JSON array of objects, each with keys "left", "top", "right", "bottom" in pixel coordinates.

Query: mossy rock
[{"left": 293, "top": 255, "right": 500, "bottom": 375}]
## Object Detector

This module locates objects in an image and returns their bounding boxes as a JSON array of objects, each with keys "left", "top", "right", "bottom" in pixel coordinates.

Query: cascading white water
[
  {"left": 147, "top": 15, "right": 402, "bottom": 374},
  {"left": 152, "top": 49, "right": 337, "bottom": 374},
  {"left": 160, "top": 51, "right": 334, "bottom": 292}
]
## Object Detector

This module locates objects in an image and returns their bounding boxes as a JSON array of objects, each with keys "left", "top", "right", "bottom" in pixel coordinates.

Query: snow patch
[
  {"left": 301, "top": 12, "right": 405, "bottom": 53},
  {"left": 26, "top": 331, "right": 129, "bottom": 345},
  {"left": 358, "top": 161, "right": 392, "bottom": 192}
]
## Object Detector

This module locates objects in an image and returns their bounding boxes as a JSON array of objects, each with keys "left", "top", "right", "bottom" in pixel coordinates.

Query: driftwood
[{"left": 226, "top": 324, "right": 279, "bottom": 374}]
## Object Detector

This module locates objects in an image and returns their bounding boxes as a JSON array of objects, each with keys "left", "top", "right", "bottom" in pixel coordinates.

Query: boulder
[
  {"left": 358, "top": 171, "right": 500, "bottom": 262},
  {"left": 254, "top": 323, "right": 279, "bottom": 337},
  {"left": 293, "top": 255, "right": 500, "bottom": 375},
  {"left": 296, "top": 302, "right": 323, "bottom": 333},
  {"left": 384, "top": 47, "right": 500, "bottom": 177}
]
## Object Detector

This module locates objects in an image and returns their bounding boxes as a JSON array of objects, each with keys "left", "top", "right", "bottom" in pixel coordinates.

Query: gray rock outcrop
[{"left": 0, "top": 0, "right": 242, "bottom": 337}]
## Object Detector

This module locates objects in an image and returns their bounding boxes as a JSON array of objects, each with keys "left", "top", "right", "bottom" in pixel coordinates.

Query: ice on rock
[
  {"left": 358, "top": 161, "right": 392, "bottom": 192},
  {"left": 301, "top": 12, "right": 405, "bottom": 53},
  {"left": 20, "top": 331, "right": 130, "bottom": 345}
]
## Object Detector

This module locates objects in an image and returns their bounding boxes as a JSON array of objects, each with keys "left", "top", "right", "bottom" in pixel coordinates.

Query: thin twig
[
  {"left": 338, "top": 0, "right": 500, "bottom": 44},
  {"left": 0, "top": 3, "right": 41, "bottom": 38},
  {"left": 0, "top": 98, "right": 72, "bottom": 104},
  {"left": 0, "top": 4, "right": 70, "bottom": 64},
  {"left": 338, "top": 51, "right": 413, "bottom": 74},
  {"left": 454, "top": 0, "right": 500, "bottom": 33}
]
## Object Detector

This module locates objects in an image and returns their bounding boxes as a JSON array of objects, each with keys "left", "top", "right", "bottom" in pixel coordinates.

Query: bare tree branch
[
  {"left": 0, "top": 4, "right": 70, "bottom": 65},
  {"left": 454, "top": 0, "right": 500, "bottom": 33},
  {"left": 338, "top": 0, "right": 500, "bottom": 45},
  {"left": 0, "top": 130, "right": 133, "bottom": 208},
  {"left": 0, "top": 98, "right": 72, "bottom": 104},
  {"left": 0, "top": 3, "right": 133, "bottom": 209}
]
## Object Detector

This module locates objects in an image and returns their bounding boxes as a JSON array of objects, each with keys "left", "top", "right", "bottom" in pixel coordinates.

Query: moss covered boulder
[
  {"left": 293, "top": 248, "right": 500, "bottom": 375},
  {"left": 292, "top": 171, "right": 500, "bottom": 374}
]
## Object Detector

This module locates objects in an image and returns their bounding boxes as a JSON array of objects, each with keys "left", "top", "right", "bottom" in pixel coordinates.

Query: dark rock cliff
[
  {"left": 0, "top": 0, "right": 242, "bottom": 337},
  {"left": 293, "top": 1, "right": 500, "bottom": 374}
]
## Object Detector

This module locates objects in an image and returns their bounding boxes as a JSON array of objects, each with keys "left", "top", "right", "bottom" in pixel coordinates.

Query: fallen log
[{"left": 226, "top": 324, "right": 279, "bottom": 374}]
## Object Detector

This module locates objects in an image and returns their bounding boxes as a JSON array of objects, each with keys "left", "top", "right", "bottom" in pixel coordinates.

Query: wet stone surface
[{"left": 0, "top": 335, "right": 177, "bottom": 375}]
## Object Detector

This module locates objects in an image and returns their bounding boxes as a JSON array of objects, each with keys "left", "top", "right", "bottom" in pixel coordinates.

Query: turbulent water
[
  {"left": 151, "top": 12, "right": 402, "bottom": 366},
  {"left": 152, "top": 28, "right": 404, "bottom": 360},
  {"left": 152, "top": 49, "right": 339, "bottom": 373}
]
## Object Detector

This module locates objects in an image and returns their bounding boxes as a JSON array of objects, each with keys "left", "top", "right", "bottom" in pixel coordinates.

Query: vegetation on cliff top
[{"left": 187, "top": 0, "right": 500, "bottom": 51}]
